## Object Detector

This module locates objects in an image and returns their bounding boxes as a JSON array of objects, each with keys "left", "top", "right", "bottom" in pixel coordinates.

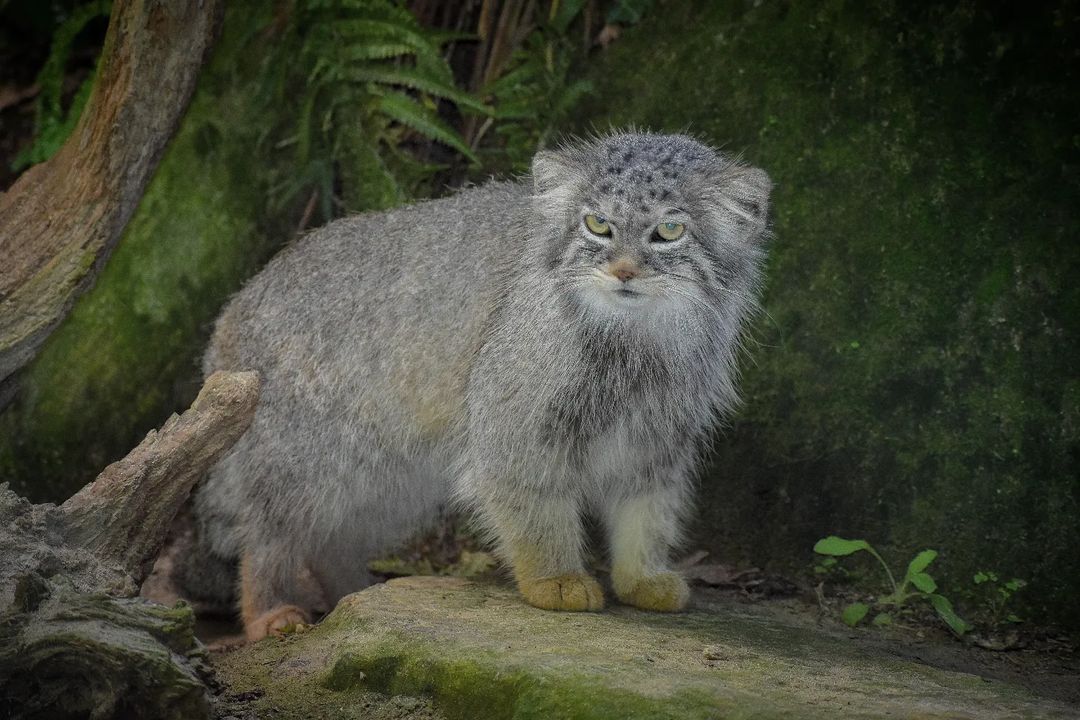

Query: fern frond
[
  {"left": 375, "top": 91, "right": 477, "bottom": 163},
  {"left": 338, "top": 42, "right": 418, "bottom": 62},
  {"left": 329, "top": 19, "right": 444, "bottom": 61},
  {"left": 348, "top": 67, "right": 490, "bottom": 115}
]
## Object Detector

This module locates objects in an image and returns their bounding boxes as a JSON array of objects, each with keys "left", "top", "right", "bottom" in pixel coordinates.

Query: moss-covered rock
[
  {"left": 570, "top": 1, "right": 1080, "bottom": 629},
  {"left": 0, "top": 486, "right": 213, "bottom": 719},
  {"left": 214, "top": 576, "right": 1075, "bottom": 719}
]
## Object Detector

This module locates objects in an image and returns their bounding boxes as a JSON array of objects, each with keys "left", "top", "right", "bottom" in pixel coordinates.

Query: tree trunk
[{"left": 0, "top": 0, "right": 224, "bottom": 405}]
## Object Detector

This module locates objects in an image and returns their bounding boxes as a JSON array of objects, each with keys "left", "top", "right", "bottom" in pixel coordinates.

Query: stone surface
[{"left": 214, "top": 576, "right": 1077, "bottom": 719}]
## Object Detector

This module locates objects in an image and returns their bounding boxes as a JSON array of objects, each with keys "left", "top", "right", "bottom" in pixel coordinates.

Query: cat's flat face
[{"left": 533, "top": 133, "right": 772, "bottom": 328}]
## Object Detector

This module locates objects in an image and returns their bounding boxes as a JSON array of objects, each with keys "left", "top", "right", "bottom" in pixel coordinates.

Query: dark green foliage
[
  {"left": 477, "top": 2, "right": 594, "bottom": 173},
  {"left": 577, "top": 0, "right": 1080, "bottom": 629},
  {"left": 264, "top": 0, "right": 485, "bottom": 218},
  {"left": 9, "top": 0, "right": 109, "bottom": 171}
]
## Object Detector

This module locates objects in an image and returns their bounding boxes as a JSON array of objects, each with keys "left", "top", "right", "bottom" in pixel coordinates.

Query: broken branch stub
[{"left": 61, "top": 370, "right": 260, "bottom": 584}]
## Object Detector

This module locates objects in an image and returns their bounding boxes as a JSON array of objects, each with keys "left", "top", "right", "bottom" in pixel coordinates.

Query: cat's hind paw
[{"left": 245, "top": 604, "right": 311, "bottom": 641}]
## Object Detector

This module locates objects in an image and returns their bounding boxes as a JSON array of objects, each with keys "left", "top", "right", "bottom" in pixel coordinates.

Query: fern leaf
[
  {"left": 374, "top": 92, "right": 477, "bottom": 163},
  {"left": 348, "top": 67, "right": 489, "bottom": 115},
  {"left": 328, "top": 20, "right": 444, "bottom": 61},
  {"left": 426, "top": 29, "right": 479, "bottom": 46},
  {"left": 339, "top": 42, "right": 418, "bottom": 62}
]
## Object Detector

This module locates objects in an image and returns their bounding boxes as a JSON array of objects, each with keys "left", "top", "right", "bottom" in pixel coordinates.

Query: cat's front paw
[
  {"left": 518, "top": 573, "right": 605, "bottom": 611},
  {"left": 245, "top": 604, "right": 311, "bottom": 641},
  {"left": 615, "top": 571, "right": 689, "bottom": 612}
]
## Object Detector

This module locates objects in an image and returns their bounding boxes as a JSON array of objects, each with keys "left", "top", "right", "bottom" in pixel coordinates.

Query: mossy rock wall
[{"left": 570, "top": 0, "right": 1079, "bottom": 627}]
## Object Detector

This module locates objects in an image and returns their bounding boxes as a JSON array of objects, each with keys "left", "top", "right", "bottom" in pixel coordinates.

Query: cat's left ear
[
  {"left": 705, "top": 163, "right": 772, "bottom": 240},
  {"left": 531, "top": 147, "right": 587, "bottom": 220}
]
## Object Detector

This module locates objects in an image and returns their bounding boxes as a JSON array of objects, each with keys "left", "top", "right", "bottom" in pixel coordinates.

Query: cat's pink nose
[{"left": 607, "top": 259, "right": 640, "bottom": 282}]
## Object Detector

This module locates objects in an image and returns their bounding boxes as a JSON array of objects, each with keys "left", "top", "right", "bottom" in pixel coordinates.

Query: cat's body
[{"left": 190, "top": 132, "right": 771, "bottom": 639}]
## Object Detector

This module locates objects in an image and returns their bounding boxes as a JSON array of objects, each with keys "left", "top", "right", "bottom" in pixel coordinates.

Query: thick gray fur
[{"left": 190, "top": 131, "right": 771, "bottom": 619}]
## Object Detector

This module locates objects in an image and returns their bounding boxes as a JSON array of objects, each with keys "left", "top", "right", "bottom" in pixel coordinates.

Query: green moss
[
  {"left": 317, "top": 633, "right": 753, "bottom": 719},
  {"left": 572, "top": 0, "right": 1080, "bottom": 630}
]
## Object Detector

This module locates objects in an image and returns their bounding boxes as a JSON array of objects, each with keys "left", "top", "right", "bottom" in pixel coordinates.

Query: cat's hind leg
[{"left": 239, "top": 542, "right": 328, "bottom": 641}]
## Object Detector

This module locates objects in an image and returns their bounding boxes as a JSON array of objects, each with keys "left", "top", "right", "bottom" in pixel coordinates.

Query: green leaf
[
  {"left": 906, "top": 550, "right": 937, "bottom": 575},
  {"left": 872, "top": 612, "right": 893, "bottom": 627},
  {"left": 347, "top": 67, "right": 489, "bottom": 114},
  {"left": 339, "top": 43, "right": 418, "bottom": 62},
  {"left": 426, "top": 29, "right": 479, "bottom": 46},
  {"left": 1004, "top": 579, "right": 1026, "bottom": 592},
  {"left": 909, "top": 572, "right": 937, "bottom": 593},
  {"left": 842, "top": 603, "right": 870, "bottom": 627},
  {"left": 928, "top": 594, "right": 972, "bottom": 636},
  {"left": 374, "top": 92, "right": 477, "bottom": 163},
  {"left": 813, "top": 536, "right": 872, "bottom": 557},
  {"left": 331, "top": 19, "right": 444, "bottom": 60},
  {"left": 973, "top": 571, "right": 989, "bottom": 584}
]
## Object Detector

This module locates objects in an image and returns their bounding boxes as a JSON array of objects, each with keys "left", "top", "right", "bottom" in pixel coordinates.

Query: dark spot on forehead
[
  {"left": 623, "top": 151, "right": 634, "bottom": 163},
  {"left": 660, "top": 189, "right": 672, "bottom": 201}
]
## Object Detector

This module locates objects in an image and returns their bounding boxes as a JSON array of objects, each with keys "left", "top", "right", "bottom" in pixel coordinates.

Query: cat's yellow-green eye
[
  {"left": 584, "top": 214, "right": 611, "bottom": 236},
  {"left": 655, "top": 221, "right": 685, "bottom": 241}
]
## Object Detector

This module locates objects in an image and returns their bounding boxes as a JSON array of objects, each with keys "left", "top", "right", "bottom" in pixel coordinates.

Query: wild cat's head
[{"left": 531, "top": 132, "right": 771, "bottom": 330}]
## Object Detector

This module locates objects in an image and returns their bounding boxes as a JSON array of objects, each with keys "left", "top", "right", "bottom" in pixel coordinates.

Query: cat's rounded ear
[
  {"left": 531, "top": 148, "right": 586, "bottom": 217},
  {"left": 726, "top": 166, "right": 772, "bottom": 228},
  {"left": 703, "top": 163, "right": 773, "bottom": 241}
]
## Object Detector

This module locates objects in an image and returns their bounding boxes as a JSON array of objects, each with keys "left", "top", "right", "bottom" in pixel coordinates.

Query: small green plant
[
  {"left": 972, "top": 570, "right": 1026, "bottom": 627},
  {"left": 813, "top": 536, "right": 972, "bottom": 636}
]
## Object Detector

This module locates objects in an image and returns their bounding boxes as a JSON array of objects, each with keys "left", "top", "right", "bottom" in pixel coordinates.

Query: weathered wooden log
[
  {"left": 0, "top": 370, "right": 259, "bottom": 719},
  {"left": 0, "top": 0, "right": 224, "bottom": 405}
]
